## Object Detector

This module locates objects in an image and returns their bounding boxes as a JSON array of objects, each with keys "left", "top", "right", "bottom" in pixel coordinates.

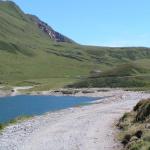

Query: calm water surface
[{"left": 0, "top": 95, "right": 98, "bottom": 123}]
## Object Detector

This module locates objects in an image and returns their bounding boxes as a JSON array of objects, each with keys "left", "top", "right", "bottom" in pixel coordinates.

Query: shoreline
[
  {"left": 1, "top": 86, "right": 147, "bottom": 98},
  {"left": 0, "top": 89, "right": 149, "bottom": 150}
]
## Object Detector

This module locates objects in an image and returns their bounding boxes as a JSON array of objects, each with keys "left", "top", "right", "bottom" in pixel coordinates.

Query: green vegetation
[
  {"left": 68, "top": 63, "right": 150, "bottom": 88},
  {"left": 117, "top": 99, "right": 150, "bottom": 150},
  {"left": 99, "top": 63, "right": 148, "bottom": 77},
  {"left": 0, "top": 1, "right": 150, "bottom": 90},
  {"left": 24, "top": 78, "right": 78, "bottom": 92},
  {"left": 0, "top": 115, "right": 32, "bottom": 131}
]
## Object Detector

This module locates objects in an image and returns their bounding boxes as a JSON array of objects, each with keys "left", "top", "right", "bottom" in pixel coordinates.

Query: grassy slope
[
  {"left": 0, "top": 1, "right": 150, "bottom": 89},
  {"left": 118, "top": 99, "right": 150, "bottom": 150},
  {"left": 68, "top": 63, "right": 150, "bottom": 89},
  {"left": 0, "top": 1, "right": 101, "bottom": 88}
]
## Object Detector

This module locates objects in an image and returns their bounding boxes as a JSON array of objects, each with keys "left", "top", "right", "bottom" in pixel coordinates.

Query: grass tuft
[{"left": 118, "top": 99, "right": 150, "bottom": 150}]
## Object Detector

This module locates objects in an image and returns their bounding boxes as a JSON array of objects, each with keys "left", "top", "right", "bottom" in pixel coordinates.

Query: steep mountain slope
[
  {"left": 0, "top": 1, "right": 73, "bottom": 57},
  {"left": 0, "top": 1, "right": 150, "bottom": 89}
]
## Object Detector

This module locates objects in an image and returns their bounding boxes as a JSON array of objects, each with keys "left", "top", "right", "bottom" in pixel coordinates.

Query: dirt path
[
  {"left": 11, "top": 86, "right": 33, "bottom": 96},
  {"left": 0, "top": 90, "right": 149, "bottom": 150}
]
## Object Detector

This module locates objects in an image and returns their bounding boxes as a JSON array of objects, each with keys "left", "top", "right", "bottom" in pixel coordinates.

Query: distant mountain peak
[
  {"left": 0, "top": 0, "right": 74, "bottom": 44},
  {"left": 27, "top": 14, "right": 74, "bottom": 43}
]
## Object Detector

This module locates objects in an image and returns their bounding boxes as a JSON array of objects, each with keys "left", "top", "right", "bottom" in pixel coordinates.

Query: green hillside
[
  {"left": 68, "top": 63, "right": 150, "bottom": 88},
  {"left": 0, "top": 1, "right": 150, "bottom": 89}
]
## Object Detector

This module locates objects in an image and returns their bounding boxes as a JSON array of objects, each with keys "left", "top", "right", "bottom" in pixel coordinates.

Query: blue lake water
[{"left": 0, "top": 95, "right": 98, "bottom": 123}]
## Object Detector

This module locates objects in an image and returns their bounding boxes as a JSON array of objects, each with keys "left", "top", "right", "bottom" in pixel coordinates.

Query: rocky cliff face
[{"left": 28, "top": 14, "right": 74, "bottom": 43}]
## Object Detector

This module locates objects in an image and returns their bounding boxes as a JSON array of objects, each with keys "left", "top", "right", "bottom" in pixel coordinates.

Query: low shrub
[
  {"left": 0, "top": 123, "right": 3, "bottom": 130},
  {"left": 136, "top": 100, "right": 150, "bottom": 122},
  {"left": 118, "top": 99, "right": 150, "bottom": 150}
]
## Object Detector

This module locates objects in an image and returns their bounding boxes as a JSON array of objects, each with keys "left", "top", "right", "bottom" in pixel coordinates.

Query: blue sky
[{"left": 12, "top": 0, "right": 150, "bottom": 47}]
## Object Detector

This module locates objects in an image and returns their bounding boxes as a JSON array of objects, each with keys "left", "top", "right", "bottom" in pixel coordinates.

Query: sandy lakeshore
[{"left": 0, "top": 89, "right": 150, "bottom": 150}]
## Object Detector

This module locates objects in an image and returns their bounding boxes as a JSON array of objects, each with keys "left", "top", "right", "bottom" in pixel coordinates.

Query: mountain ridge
[{"left": 0, "top": 0, "right": 74, "bottom": 43}]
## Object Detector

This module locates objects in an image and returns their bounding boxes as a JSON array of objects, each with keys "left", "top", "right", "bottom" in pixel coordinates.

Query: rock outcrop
[{"left": 28, "top": 14, "right": 74, "bottom": 43}]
